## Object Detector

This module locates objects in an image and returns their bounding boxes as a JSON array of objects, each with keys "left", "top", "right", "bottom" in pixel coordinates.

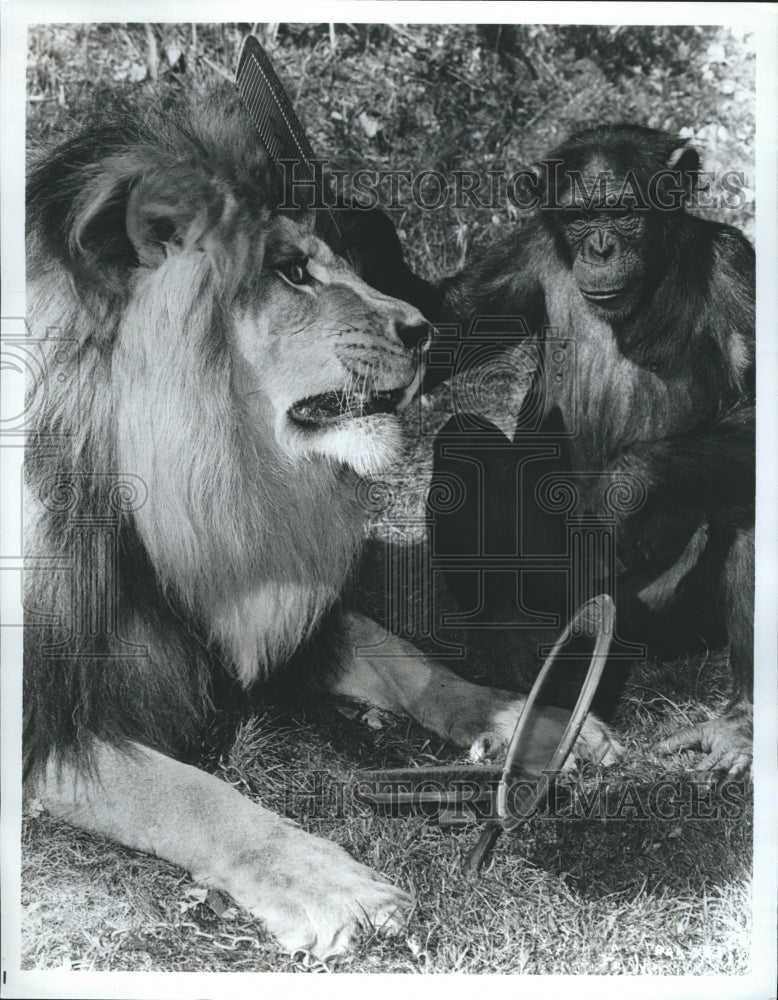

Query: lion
[{"left": 23, "top": 85, "right": 618, "bottom": 961}]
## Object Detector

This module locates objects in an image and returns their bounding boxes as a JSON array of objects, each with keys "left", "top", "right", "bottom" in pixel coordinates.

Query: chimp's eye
[{"left": 278, "top": 259, "right": 312, "bottom": 286}]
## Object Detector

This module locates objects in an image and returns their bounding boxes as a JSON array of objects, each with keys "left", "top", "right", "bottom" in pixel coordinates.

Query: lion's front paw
[
  {"left": 468, "top": 700, "right": 622, "bottom": 771},
  {"left": 234, "top": 827, "right": 412, "bottom": 960},
  {"left": 576, "top": 713, "right": 623, "bottom": 766}
]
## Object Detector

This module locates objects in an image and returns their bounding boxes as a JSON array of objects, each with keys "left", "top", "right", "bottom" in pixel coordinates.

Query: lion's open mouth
[{"left": 288, "top": 387, "right": 407, "bottom": 429}]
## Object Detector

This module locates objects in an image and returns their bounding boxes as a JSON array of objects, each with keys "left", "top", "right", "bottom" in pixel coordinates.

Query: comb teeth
[
  {"left": 236, "top": 36, "right": 316, "bottom": 167},
  {"left": 235, "top": 35, "right": 356, "bottom": 270}
]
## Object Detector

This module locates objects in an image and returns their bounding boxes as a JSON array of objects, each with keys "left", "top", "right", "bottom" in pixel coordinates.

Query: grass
[
  {"left": 22, "top": 676, "right": 753, "bottom": 974},
  {"left": 19, "top": 21, "right": 756, "bottom": 978}
]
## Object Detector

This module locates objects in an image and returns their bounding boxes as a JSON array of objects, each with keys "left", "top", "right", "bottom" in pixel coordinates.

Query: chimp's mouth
[
  {"left": 288, "top": 387, "right": 408, "bottom": 429},
  {"left": 580, "top": 288, "right": 628, "bottom": 304}
]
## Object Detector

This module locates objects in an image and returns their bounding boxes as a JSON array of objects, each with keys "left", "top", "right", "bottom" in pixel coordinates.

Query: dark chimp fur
[{"left": 354, "top": 124, "right": 754, "bottom": 715}]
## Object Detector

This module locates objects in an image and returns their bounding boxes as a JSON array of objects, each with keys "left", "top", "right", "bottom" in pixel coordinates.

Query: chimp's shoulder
[{"left": 682, "top": 213, "right": 754, "bottom": 270}]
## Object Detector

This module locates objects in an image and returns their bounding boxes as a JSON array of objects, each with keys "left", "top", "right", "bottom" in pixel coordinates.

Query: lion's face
[
  {"left": 117, "top": 152, "right": 428, "bottom": 479},
  {"left": 230, "top": 215, "right": 428, "bottom": 476}
]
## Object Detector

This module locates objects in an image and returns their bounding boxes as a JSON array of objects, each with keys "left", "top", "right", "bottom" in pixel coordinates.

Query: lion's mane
[{"left": 24, "top": 88, "right": 364, "bottom": 774}]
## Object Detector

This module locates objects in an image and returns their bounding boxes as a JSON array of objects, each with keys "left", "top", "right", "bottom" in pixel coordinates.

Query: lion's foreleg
[
  {"left": 333, "top": 612, "right": 521, "bottom": 749},
  {"left": 332, "top": 613, "right": 620, "bottom": 765},
  {"left": 29, "top": 741, "right": 411, "bottom": 958}
]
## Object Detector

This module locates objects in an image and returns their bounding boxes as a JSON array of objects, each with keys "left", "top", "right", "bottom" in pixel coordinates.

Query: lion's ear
[{"left": 126, "top": 169, "right": 225, "bottom": 268}]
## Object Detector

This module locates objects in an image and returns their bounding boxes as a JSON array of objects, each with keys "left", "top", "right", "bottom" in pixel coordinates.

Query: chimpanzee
[{"left": 347, "top": 124, "right": 754, "bottom": 776}]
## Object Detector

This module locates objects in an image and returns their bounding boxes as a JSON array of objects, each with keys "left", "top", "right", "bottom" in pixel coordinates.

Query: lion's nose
[{"left": 396, "top": 320, "right": 432, "bottom": 352}]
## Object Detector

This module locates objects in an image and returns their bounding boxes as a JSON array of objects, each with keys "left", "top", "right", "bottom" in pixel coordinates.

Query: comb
[
  {"left": 235, "top": 34, "right": 356, "bottom": 270},
  {"left": 353, "top": 594, "right": 616, "bottom": 873}
]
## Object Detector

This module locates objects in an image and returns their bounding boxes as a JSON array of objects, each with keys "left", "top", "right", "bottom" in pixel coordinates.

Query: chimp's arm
[{"left": 341, "top": 208, "right": 546, "bottom": 390}]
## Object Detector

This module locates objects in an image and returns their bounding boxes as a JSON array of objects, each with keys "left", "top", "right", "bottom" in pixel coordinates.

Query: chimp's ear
[
  {"left": 667, "top": 143, "right": 701, "bottom": 200},
  {"left": 126, "top": 168, "right": 225, "bottom": 268}
]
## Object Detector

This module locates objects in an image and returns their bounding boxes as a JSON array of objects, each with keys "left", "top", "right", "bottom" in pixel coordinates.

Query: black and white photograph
[{"left": 1, "top": 2, "right": 776, "bottom": 995}]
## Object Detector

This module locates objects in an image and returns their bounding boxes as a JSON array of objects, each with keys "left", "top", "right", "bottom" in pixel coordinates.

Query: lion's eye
[{"left": 278, "top": 260, "right": 312, "bottom": 286}]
